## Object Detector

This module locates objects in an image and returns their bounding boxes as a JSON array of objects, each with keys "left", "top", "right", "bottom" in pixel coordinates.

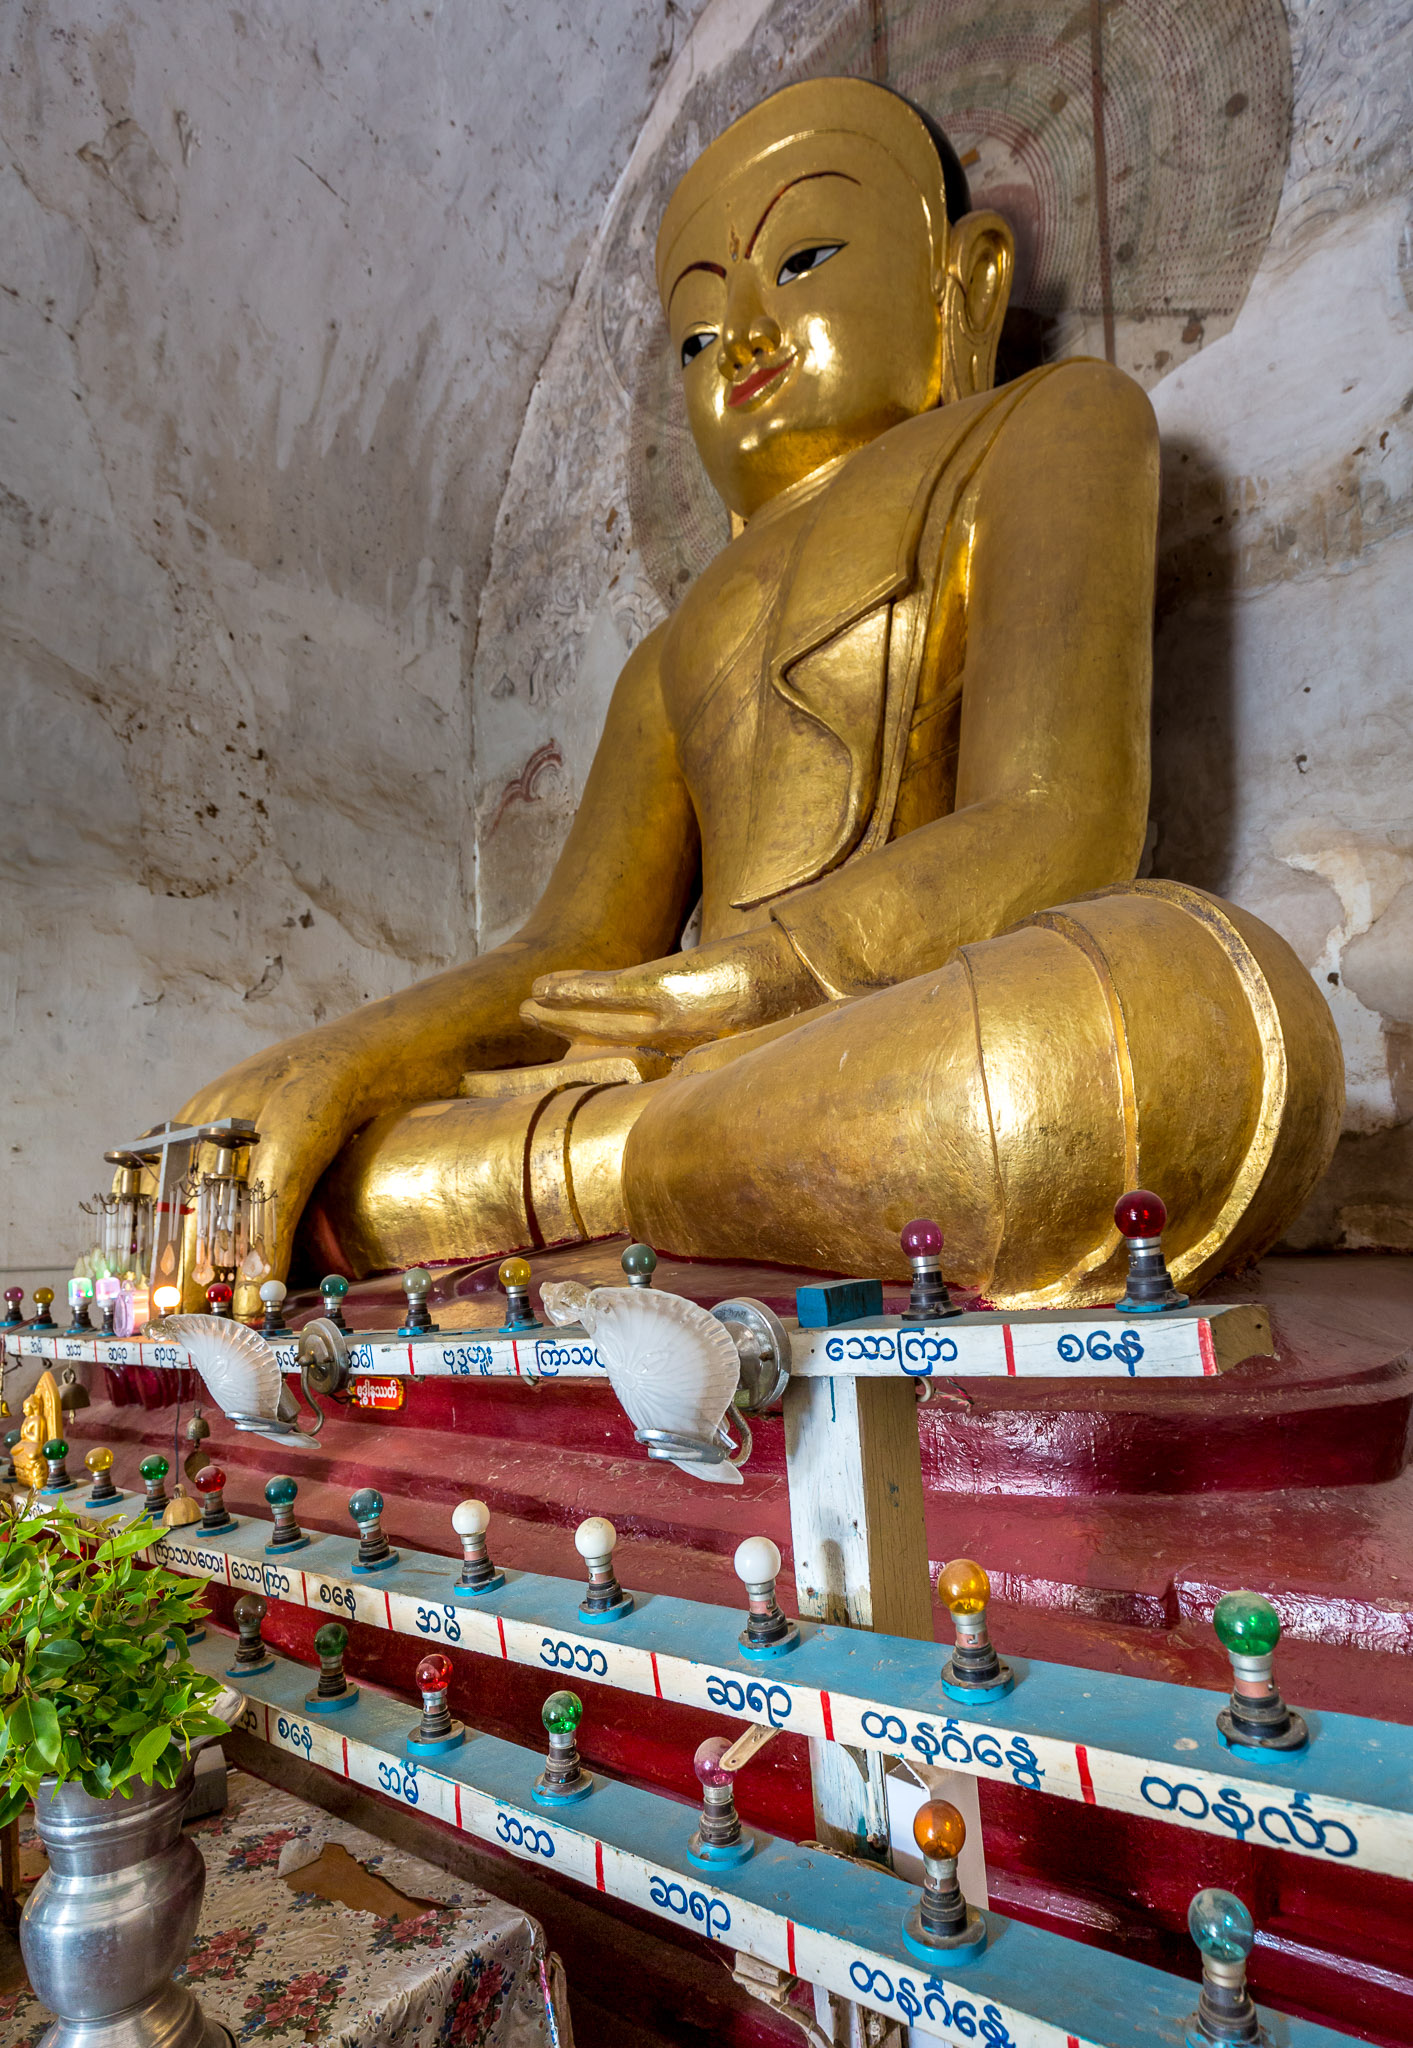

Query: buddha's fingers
[{"left": 518, "top": 995, "right": 664, "bottom": 1047}]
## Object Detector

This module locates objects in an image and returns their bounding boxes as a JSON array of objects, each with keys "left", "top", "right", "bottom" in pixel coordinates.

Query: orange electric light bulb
[
  {"left": 938, "top": 1558, "right": 990, "bottom": 1615},
  {"left": 914, "top": 1799, "right": 966, "bottom": 1860},
  {"left": 153, "top": 1285, "right": 181, "bottom": 1313},
  {"left": 85, "top": 1447, "right": 113, "bottom": 1474},
  {"left": 499, "top": 1257, "right": 532, "bottom": 1290}
]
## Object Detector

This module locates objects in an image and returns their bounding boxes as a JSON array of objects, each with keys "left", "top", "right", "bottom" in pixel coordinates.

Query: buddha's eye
[
  {"left": 680, "top": 330, "right": 716, "bottom": 368},
  {"left": 777, "top": 243, "right": 844, "bottom": 286}
]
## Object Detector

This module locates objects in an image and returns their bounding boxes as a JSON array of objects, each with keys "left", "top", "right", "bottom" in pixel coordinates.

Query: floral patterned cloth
[{"left": 2, "top": 1773, "right": 565, "bottom": 2048}]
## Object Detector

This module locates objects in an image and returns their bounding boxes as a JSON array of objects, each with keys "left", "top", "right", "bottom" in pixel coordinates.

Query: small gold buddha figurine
[
  {"left": 174, "top": 79, "right": 1341, "bottom": 1307},
  {"left": 14, "top": 1372, "right": 63, "bottom": 1492}
]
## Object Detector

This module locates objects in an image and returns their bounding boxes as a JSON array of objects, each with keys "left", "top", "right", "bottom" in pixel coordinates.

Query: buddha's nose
[{"left": 720, "top": 308, "right": 783, "bottom": 375}]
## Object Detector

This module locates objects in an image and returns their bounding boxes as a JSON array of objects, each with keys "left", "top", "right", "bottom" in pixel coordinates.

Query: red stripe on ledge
[
  {"left": 820, "top": 1691, "right": 835, "bottom": 1741},
  {"left": 650, "top": 1652, "right": 663, "bottom": 1699},
  {"left": 1075, "top": 1744, "right": 1096, "bottom": 1804},
  {"left": 1002, "top": 1323, "right": 1016, "bottom": 1376},
  {"left": 496, "top": 1616, "right": 508, "bottom": 1659},
  {"left": 1198, "top": 1317, "right": 1219, "bottom": 1376},
  {"left": 787, "top": 1921, "right": 797, "bottom": 1974},
  {"left": 595, "top": 1841, "right": 606, "bottom": 1892}
]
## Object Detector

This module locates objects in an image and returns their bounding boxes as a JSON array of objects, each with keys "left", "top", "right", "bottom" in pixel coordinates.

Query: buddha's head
[{"left": 657, "top": 77, "right": 1014, "bottom": 520}]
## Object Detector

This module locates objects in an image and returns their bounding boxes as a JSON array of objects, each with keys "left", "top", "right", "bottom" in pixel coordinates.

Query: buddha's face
[{"left": 662, "top": 132, "right": 944, "bottom": 519}]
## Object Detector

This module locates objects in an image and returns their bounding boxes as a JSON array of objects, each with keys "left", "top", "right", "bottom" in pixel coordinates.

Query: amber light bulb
[
  {"left": 938, "top": 1558, "right": 990, "bottom": 1616},
  {"left": 938, "top": 1555, "right": 1013, "bottom": 1699},
  {"left": 499, "top": 1257, "right": 531, "bottom": 1290},
  {"left": 914, "top": 1799, "right": 966, "bottom": 1863}
]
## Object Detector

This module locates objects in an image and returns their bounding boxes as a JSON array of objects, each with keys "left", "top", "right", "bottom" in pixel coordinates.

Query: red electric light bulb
[
  {"left": 416, "top": 1653, "right": 452, "bottom": 1692},
  {"left": 1114, "top": 1189, "right": 1166, "bottom": 1239},
  {"left": 694, "top": 1736, "right": 734, "bottom": 1789},
  {"left": 901, "top": 1218, "right": 943, "bottom": 1259},
  {"left": 193, "top": 1465, "right": 226, "bottom": 1495}
]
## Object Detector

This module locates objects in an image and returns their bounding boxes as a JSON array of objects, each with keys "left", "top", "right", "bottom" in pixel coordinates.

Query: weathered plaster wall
[
  {"left": 471, "top": 0, "right": 1413, "bottom": 1253},
  {"left": 0, "top": 0, "right": 704, "bottom": 1288}
]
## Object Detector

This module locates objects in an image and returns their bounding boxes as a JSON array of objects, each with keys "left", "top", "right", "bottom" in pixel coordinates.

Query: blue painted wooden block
[{"left": 795, "top": 1277, "right": 884, "bottom": 1328}]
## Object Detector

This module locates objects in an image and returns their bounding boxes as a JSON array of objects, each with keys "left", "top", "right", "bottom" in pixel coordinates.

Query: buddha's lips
[{"left": 727, "top": 358, "right": 790, "bottom": 408}]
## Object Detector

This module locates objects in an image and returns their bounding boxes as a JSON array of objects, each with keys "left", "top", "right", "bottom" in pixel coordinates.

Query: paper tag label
[{"left": 350, "top": 1376, "right": 406, "bottom": 1412}]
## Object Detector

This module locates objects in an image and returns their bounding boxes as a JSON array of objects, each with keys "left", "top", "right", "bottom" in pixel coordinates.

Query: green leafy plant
[{"left": 0, "top": 1495, "right": 229, "bottom": 1825}]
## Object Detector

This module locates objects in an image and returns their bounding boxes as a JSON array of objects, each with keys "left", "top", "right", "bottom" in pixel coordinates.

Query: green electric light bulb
[
  {"left": 43, "top": 1438, "right": 68, "bottom": 1460},
  {"left": 542, "top": 1689, "right": 583, "bottom": 1736},
  {"left": 140, "top": 1454, "right": 169, "bottom": 1482},
  {"left": 321, "top": 1274, "right": 350, "bottom": 1300},
  {"left": 1188, "top": 1888, "right": 1254, "bottom": 1963},
  {"left": 265, "top": 1475, "right": 298, "bottom": 1507},
  {"left": 314, "top": 1621, "right": 348, "bottom": 1658},
  {"left": 620, "top": 1242, "right": 658, "bottom": 1280},
  {"left": 1213, "top": 1590, "right": 1281, "bottom": 1658}
]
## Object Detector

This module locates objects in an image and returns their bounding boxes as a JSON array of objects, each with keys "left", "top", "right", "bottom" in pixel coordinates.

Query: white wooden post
[{"left": 784, "top": 1372, "right": 933, "bottom": 2046}]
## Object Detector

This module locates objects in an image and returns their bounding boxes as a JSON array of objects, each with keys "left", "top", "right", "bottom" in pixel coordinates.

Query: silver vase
[{"left": 21, "top": 1764, "right": 234, "bottom": 2048}]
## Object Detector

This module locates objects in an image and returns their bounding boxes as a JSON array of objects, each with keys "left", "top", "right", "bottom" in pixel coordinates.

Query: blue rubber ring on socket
[
  {"left": 451, "top": 1573, "right": 506, "bottom": 1600},
  {"left": 688, "top": 1834, "right": 756, "bottom": 1869},
  {"left": 532, "top": 1774, "right": 594, "bottom": 1807},
  {"left": 578, "top": 1595, "right": 634, "bottom": 1626},
  {"left": 352, "top": 1550, "right": 401, "bottom": 1575},
  {"left": 406, "top": 1724, "right": 466, "bottom": 1758},
  {"left": 305, "top": 1686, "right": 361, "bottom": 1715}
]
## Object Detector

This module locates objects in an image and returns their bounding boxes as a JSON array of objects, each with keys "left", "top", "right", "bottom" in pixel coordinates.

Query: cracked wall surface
[
  {"left": 4, "top": 0, "right": 1411, "bottom": 1289},
  {"left": 0, "top": 0, "right": 705, "bottom": 1284}
]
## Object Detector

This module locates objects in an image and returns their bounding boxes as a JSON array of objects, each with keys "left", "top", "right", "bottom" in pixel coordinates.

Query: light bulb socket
[
  {"left": 1117, "top": 1233, "right": 1189, "bottom": 1314},
  {"left": 902, "top": 1258, "right": 961, "bottom": 1323},
  {"left": 498, "top": 1283, "right": 542, "bottom": 1333},
  {"left": 901, "top": 1889, "right": 987, "bottom": 1965},
  {"left": 351, "top": 1514, "right": 399, "bottom": 1575},
  {"left": 941, "top": 1625, "right": 1013, "bottom": 1701},
  {"left": 578, "top": 1558, "right": 633, "bottom": 1626},
  {"left": 87, "top": 1471, "right": 121, "bottom": 1503},
  {"left": 688, "top": 1782, "right": 754, "bottom": 1867},
  {"left": 398, "top": 1283, "right": 433, "bottom": 1336},
  {"left": 306, "top": 1664, "right": 360, "bottom": 1715},
  {"left": 533, "top": 1731, "right": 593, "bottom": 1806},
  {"left": 454, "top": 1534, "right": 505, "bottom": 1598},
  {"left": 406, "top": 1698, "right": 466, "bottom": 1757},
  {"left": 199, "top": 1494, "right": 236, "bottom": 1534},
  {"left": 1187, "top": 1962, "right": 1264, "bottom": 2047},
  {"left": 1217, "top": 1684, "right": 1308, "bottom": 1752},
  {"left": 739, "top": 1578, "right": 801, "bottom": 1658},
  {"left": 266, "top": 1501, "right": 310, "bottom": 1555}
]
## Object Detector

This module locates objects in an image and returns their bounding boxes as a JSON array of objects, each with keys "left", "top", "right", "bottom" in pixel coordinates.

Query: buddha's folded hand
[{"left": 520, "top": 924, "right": 818, "bottom": 1055}]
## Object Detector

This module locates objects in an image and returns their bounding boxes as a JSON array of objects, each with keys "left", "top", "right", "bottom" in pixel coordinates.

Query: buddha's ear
[{"left": 938, "top": 210, "right": 1015, "bottom": 403}]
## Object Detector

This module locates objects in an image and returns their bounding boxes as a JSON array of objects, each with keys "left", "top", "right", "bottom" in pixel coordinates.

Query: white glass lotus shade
[
  {"left": 579, "top": 1287, "right": 745, "bottom": 1485},
  {"left": 156, "top": 1314, "right": 300, "bottom": 1446}
]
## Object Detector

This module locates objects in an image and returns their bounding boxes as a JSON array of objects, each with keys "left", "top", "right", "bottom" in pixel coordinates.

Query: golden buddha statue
[{"left": 175, "top": 79, "right": 1342, "bottom": 1308}]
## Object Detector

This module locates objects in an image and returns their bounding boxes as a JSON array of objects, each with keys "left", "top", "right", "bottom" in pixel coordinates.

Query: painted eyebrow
[
  {"left": 745, "top": 170, "right": 860, "bottom": 256},
  {"left": 666, "top": 258, "right": 726, "bottom": 313}
]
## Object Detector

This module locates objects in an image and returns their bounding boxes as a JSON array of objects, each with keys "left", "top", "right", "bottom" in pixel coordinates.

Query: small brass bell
[{"left": 58, "top": 1368, "right": 91, "bottom": 1414}]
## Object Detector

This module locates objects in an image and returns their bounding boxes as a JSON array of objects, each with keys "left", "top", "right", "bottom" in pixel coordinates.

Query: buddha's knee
[{"left": 622, "top": 881, "right": 1343, "bottom": 1306}]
